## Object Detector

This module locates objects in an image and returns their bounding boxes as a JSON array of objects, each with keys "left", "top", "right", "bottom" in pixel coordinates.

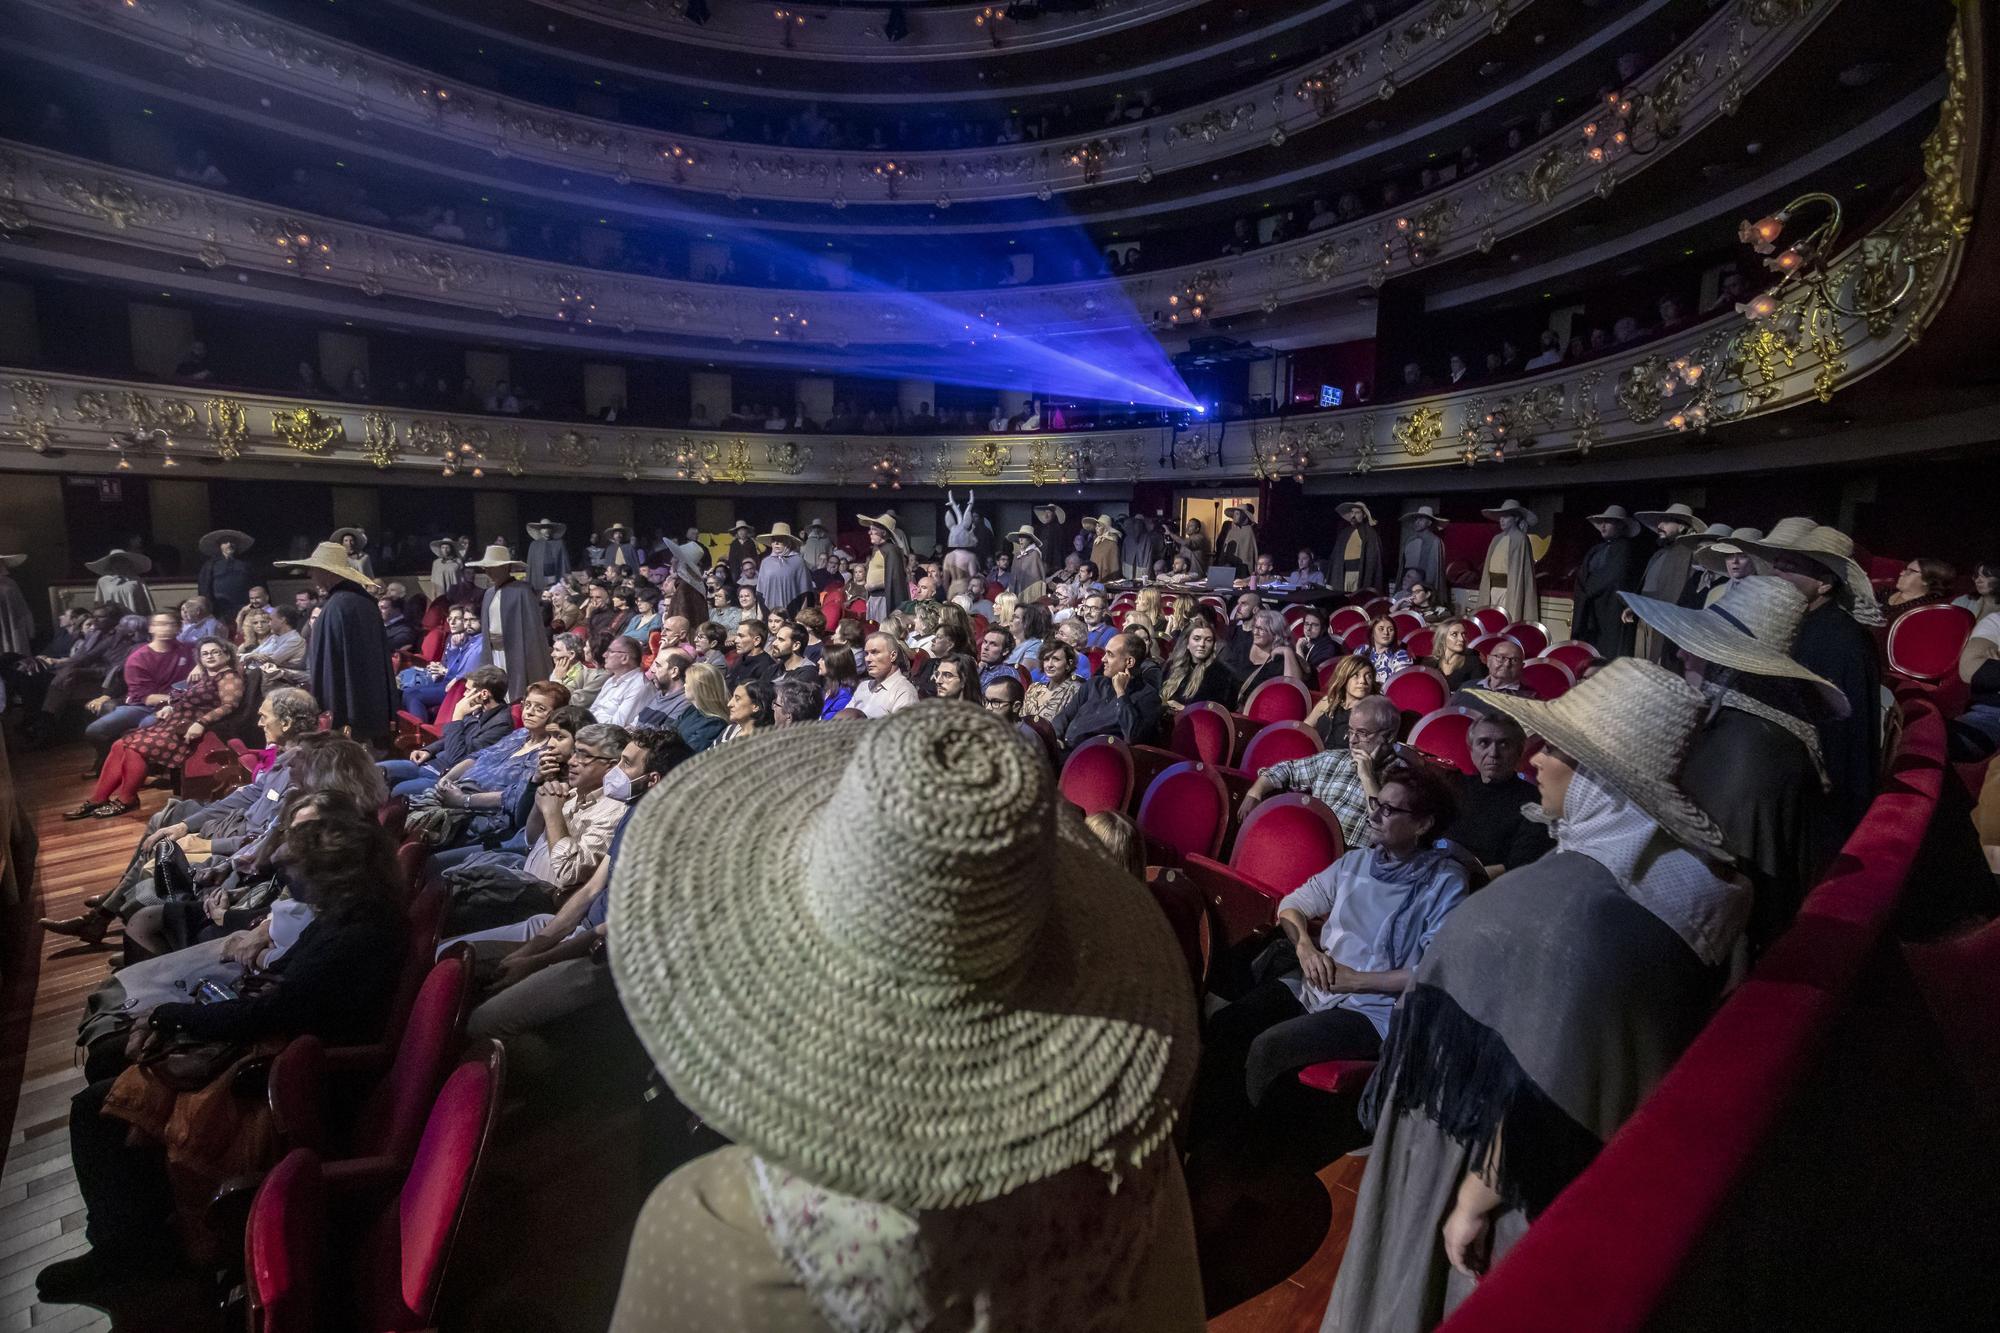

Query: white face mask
[{"left": 601, "top": 766, "right": 635, "bottom": 803}]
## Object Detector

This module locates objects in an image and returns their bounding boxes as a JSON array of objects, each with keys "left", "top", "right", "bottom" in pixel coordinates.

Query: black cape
[
  {"left": 197, "top": 556, "right": 253, "bottom": 621},
  {"left": 477, "top": 580, "right": 555, "bottom": 701},
  {"left": 1793, "top": 601, "right": 1881, "bottom": 838},
  {"left": 306, "top": 581, "right": 393, "bottom": 741},
  {"left": 1330, "top": 519, "right": 1383, "bottom": 592},
  {"left": 1571, "top": 536, "right": 1641, "bottom": 657}
]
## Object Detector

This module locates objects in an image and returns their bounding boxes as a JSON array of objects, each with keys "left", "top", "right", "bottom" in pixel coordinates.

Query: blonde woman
[
  {"left": 1235, "top": 609, "right": 1304, "bottom": 706},
  {"left": 1126, "top": 587, "right": 1166, "bottom": 638},
  {"left": 1163, "top": 594, "right": 1201, "bottom": 640},
  {"left": 1161, "top": 618, "right": 1238, "bottom": 710},
  {"left": 1421, "top": 619, "right": 1482, "bottom": 690},
  {"left": 989, "top": 591, "right": 1019, "bottom": 640},
  {"left": 1306, "top": 655, "right": 1378, "bottom": 747},
  {"left": 676, "top": 661, "right": 730, "bottom": 753}
]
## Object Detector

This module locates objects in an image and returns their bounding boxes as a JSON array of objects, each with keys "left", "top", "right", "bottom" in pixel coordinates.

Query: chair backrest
[
  {"left": 246, "top": 1148, "right": 325, "bottom": 1333},
  {"left": 1544, "top": 640, "right": 1600, "bottom": 675},
  {"left": 1505, "top": 621, "right": 1550, "bottom": 657},
  {"left": 1183, "top": 854, "right": 1281, "bottom": 954},
  {"left": 1405, "top": 626, "right": 1437, "bottom": 660},
  {"left": 1383, "top": 665, "right": 1450, "bottom": 719},
  {"left": 1015, "top": 718, "right": 1060, "bottom": 770},
  {"left": 1232, "top": 793, "right": 1345, "bottom": 892},
  {"left": 1519, "top": 658, "right": 1575, "bottom": 700},
  {"left": 1145, "top": 867, "right": 1210, "bottom": 998},
  {"left": 1135, "top": 761, "right": 1231, "bottom": 864},
  {"left": 1244, "top": 676, "right": 1312, "bottom": 724},
  {"left": 1315, "top": 657, "right": 1345, "bottom": 692},
  {"left": 267, "top": 1037, "right": 330, "bottom": 1158},
  {"left": 1390, "top": 610, "right": 1425, "bottom": 640},
  {"left": 1329, "top": 605, "right": 1369, "bottom": 634},
  {"left": 1240, "top": 720, "right": 1321, "bottom": 772},
  {"left": 1127, "top": 744, "right": 1183, "bottom": 813},
  {"left": 1886, "top": 604, "right": 1975, "bottom": 682},
  {"left": 1170, "top": 700, "right": 1236, "bottom": 766},
  {"left": 1198, "top": 595, "right": 1227, "bottom": 614},
  {"left": 355, "top": 1048, "right": 505, "bottom": 1333},
  {"left": 1470, "top": 605, "right": 1511, "bottom": 635},
  {"left": 1339, "top": 623, "right": 1371, "bottom": 650},
  {"left": 353, "top": 947, "right": 477, "bottom": 1164},
  {"left": 1085, "top": 648, "right": 1106, "bottom": 675},
  {"left": 395, "top": 841, "right": 430, "bottom": 900},
  {"left": 215, "top": 666, "right": 268, "bottom": 745},
  {"left": 1059, "top": 736, "right": 1134, "bottom": 815},
  {"left": 1408, "top": 707, "right": 1481, "bottom": 774},
  {"left": 1362, "top": 597, "right": 1393, "bottom": 618},
  {"left": 1280, "top": 604, "right": 1310, "bottom": 628},
  {"left": 1468, "top": 632, "right": 1510, "bottom": 659}
]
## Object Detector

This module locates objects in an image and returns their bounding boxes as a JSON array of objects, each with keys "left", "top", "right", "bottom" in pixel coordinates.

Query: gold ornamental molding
[
  {"left": 0, "top": 0, "right": 1830, "bottom": 349},
  {"left": 31, "top": 0, "right": 1525, "bottom": 206}
]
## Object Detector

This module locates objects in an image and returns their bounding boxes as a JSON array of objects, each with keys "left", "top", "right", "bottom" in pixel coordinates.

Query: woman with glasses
[
  {"left": 1880, "top": 556, "right": 1956, "bottom": 623},
  {"left": 1192, "top": 761, "right": 1467, "bottom": 1142}
]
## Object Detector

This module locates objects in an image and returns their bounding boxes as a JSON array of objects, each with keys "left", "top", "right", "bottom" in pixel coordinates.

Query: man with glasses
[
  {"left": 1467, "top": 639, "right": 1537, "bottom": 698},
  {"left": 982, "top": 675, "right": 1024, "bottom": 722},
  {"left": 1078, "top": 595, "right": 1116, "bottom": 649},
  {"left": 1237, "top": 695, "right": 1401, "bottom": 846},
  {"left": 521, "top": 722, "right": 633, "bottom": 896}
]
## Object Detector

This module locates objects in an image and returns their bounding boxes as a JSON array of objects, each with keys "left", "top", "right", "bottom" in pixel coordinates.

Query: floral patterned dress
[{"left": 126, "top": 668, "right": 244, "bottom": 769}]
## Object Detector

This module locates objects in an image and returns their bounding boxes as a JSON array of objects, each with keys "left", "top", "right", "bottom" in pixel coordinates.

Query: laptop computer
[{"left": 1205, "top": 565, "right": 1239, "bottom": 588}]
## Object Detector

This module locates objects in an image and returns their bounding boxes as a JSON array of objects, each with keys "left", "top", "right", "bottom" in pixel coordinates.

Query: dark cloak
[
  {"left": 1793, "top": 600, "right": 1881, "bottom": 838},
  {"left": 1399, "top": 527, "right": 1447, "bottom": 595},
  {"left": 196, "top": 556, "right": 252, "bottom": 621},
  {"left": 306, "top": 581, "right": 393, "bottom": 741},
  {"left": 1634, "top": 541, "right": 1701, "bottom": 665},
  {"left": 1331, "top": 518, "right": 1383, "bottom": 592},
  {"left": 1033, "top": 515, "right": 1070, "bottom": 572},
  {"left": 1571, "top": 535, "right": 1641, "bottom": 657},
  {"left": 477, "top": 580, "right": 554, "bottom": 701},
  {"left": 525, "top": 538, "right": 571, "bottom": 592}
]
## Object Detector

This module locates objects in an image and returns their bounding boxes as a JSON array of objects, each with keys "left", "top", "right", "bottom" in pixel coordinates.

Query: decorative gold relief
[
  {"left": 203, "top": 397, "right": 248, "bottom": 460},
  {"left": 39, "top": 170, "right": 181, "bottom": 230},
  {"left": 1615, "top": 357, "right": 1668, "bottom": 423},
  {"left": 765, "top": 439, "right": 813, "bottom": 475},
  {"left": 1571, "top": 372, "right": 1605, "bottom": 455},
  {"left": 965, "top": 439, "right": 1011, "bottom": 477},
  {"left": 272, "top": 407, "right": 342, "bottom": 454},
  {"left": 361, "top": 413, "right": 401, "bottom": 469},
  {"left": 550, "top": 429, "right": 595, "bottom": 469},
  {"left": 1393, "top": 404, "right": 1444, "bottom": 456}
]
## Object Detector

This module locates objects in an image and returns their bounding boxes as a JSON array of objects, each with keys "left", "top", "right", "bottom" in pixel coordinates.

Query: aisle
[{"left": 0, "top": 741, "right": 172, "bottom": 1332}]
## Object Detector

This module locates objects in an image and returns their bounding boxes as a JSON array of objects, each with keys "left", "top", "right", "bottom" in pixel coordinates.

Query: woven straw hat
[
  {"left": 1482, "top": 498, "right": 1536, "bottom": 525},
  {"left": 1005, "top": 524, "right": 1039, "bottom": 545},
  {"left": 1736, "top": 518, "right": 1884, "bottom": 626},
  {"left": 329, "top": 527, "right": 368, "bottom": 549},
  {"left": 1636, "top": 502, "right": 1705, "bottom": 535},
  {"left": 1620, "top": 576, "right": 1848, "bottom": 717},
  {"left": 1401, "top": 504, "right": 1449, "bottom": 527},
  {"left": 1468, "top": 658, "right": 1732, "bottom": 862},
  {"left": 858, "top": 510, "right": 911, "bottom": 554},
  {"left": 526, "top": 518, "right": 566, "bottom": 540},
  {"left": 758, "top": 521, "right": 803, "bottom": 546},
  {"left": 461, "top": 542, "right": 527, "bottom": 573},
  {"left": 430, "top": 537, "right": 461, "bottom": 559},
  {"left": 731, "top": 519, "right": 756, "bottom": 535},
  {"left": 1224, "top": 504, "right": 1254, "bottom": 523},
  {"left": 1586, "top": 505, "right": 1640, "bottom": 536},
  {"left": 1033, "top": 504, "right": 1067, "bottom": 524},
  {"left": 0, "top": 553, "right": 25, "bottom": 569},
  {"left": 198, "top": 529, "right": 253, "bottom": 557},
  {"left": 271, "top": 541, "right": 379, "bottom": 593},
  {"left": 609, "top": 704, "right": 1196, "bottom": 1209},
  {"left": 1336, "top": 501, "right": 1377, "bottom": 526},
  {"left": 86, "top": 548, "right": 153, "bottom": 577},
  {"left": 1692, "top": 526, "right": 1769, "bottom": 576}
]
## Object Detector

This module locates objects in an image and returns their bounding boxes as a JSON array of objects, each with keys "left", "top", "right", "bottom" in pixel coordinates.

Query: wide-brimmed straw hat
[
  {"left": 758, "top": 521, "right": 803, "bottom": 547},
  {"left": 86, "top": 548, "right": 153, "bottom": 577},
  {"left": 1005, "top": 524, "right": 1039, "bottom": 545},
  {"left": 1224, "top": 504, "right": 1254, "bottom": 523},
  {"left": 1691, "top": 526, "right": 1770, "bottom": 576},
  {"left": 605, "top": 522, "right": 632, "bottom": 538},
  {"left": 805, "top": 516, "right": 828, "bottom": 532},
  {"left": 1401, "top": 504, "right": 1449, "bottom": 527},
  {"left": 271, "top": 541, "right": 379, "bottom": 593},
  {"left": 1468, "top": 657, "right": 1732, "bottom": 862},
  {"left": 198, "top": 529, "right": 253, "bottom": 557},
  {"left": 1090, "top": 513, "right": 1121, "bottom": 533},
  {"left": 1033, "top": 504, "right": 1067, "bottom": 524},
  {"left": 461, "top": 542, "right": 527, "bottom": 573},
  {"left": 1482, "top": 498, "right": 1536, "bottom": 526},
  {"left": 1620, "top": 576, "right": 1847, "bottom": 717},
  {"left": 1586, "top": 505, "right": 1640, "bottom": 537},
  {"left": 1336, "top": 501, "right": 1377, "bottom": 526},
  {"left": 1736, "top": 518, "right": 1884, "bottom": 626},
  {"left": 608, "top": 704, "right": 1197, "bottom": 1210},
  {"left": 858, "top": 511, "right": 910, "bottom": 553},
  {"left": 1636, "top": 502, "right": 1705, "bottom": 535},
  {"left": 430, "top": 537, "right": 461, "bottom": 559},
  {"left": 526, "top": 518, "right": 566, "bottom": 540},
  {"left": 0, "top": 553, "right": 25, "bottom": 569},
  {"left": 329, "top": 527, "right": 368, "bottom": 548},
  {"left": 730, "top": 519, "right": 756, "bottom": 535}
]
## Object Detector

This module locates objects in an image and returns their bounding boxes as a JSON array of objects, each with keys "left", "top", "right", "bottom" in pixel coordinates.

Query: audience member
[
  {"left": 1242, "top": 694, "right": 1399, "bottom": 845},
  {"left": 1049, "top": 633, "right": 1160, "bottom": 751},
  {"left": 1442, "top": 713, "right": 1552, "bottom": 877}
]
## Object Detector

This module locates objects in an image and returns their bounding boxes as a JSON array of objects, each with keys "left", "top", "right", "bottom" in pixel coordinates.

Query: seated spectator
[
  {"left": 1077, "top": 594, "right": 1117, "bottom": 649},
  {"left": 1305, "top": 656, "right": 1379, "bottom": 748},
  {"left": 1422, "top": 619, "right": 1483, "bottom": 689},
  {"left": 923, "top": 653, "right": 980, "bottom": 703},
  {"left": 1523, "top": 328, "right": 1565, "bottom": 370},
  {"left": 1241, "top": 694, "right": 1400, "bottom": 846},
  {"left": 853, "top": 633, "right": 919, "bottom": 718},
  {"left": 378, "top": 594, "right": 417, "bottom": 655},
  {"left": 982, "top": 673, "right": 1025, "bottom": 721},
  {"left": 1049, "top": 633, "right": 1160, "bottom": 751},
  {"left": 772, "top": 677, "right": 823, "bottom": 726},
  {"left": 1160, "top": 619, "right": 1239, "bottom": 712},
  {"left": 977, "top": 625, "right": 1017, "bottom": 689},
  {"left": 1444, "top": 713, "right": 1553, "bottom": 878},
  {"left": 549, "top": 632, "right": 605, "bottom": 708},
  {"left": 1235, "top": 610, "right": 1305, "bottom": 706},
  {"left": 1354, "top": 616, "right": 1414, "bottom": 678},
  {"left": 65, "top": 637, "right": 245, "bottom": 820},
  {"left": 1880, "top": 557, "right": 1956, "bottom": 621},
  {"left": 1463, "top": 637, "right": 1536, "bottom": 698},
  {"left": 379, "top": 666, "right": 515, "bottom": 798},
  {"left": 425, "top": 681, "right": 572, "bottom": 830},
  {"left": 726, "top": 621, "right": 781, "bottom": 690},
  {"left": 816, "top": 645, "right": 859, "bottom": 717},
  {"left": 1393, "top": 580, "right": 1452, "bottom": 625},
  {"left": 767, "top": 620, "right": 817, "bottom": 686},
  {"left": 1193, "top": 761, "right": 1467, "bottom": 1141},
  {"left": 43, "top": 805, "right": 405, "bottom": 1304},
  {"left": 720, "top": 680, "right": 776, "bottom": 743},
  {"left": 396, "top": 603, "right": 483, "bottom": 720},
  {"left": 591, "top": 636, "right": 661, "bottom": 727},
  {"left": 175, "top": 597, "right": 225, "bottom": 644},
  {"left": 1951, "top": 558, "right": 1998, "bottom": 622},
  {"left": 635, "top": 649, "right": 693, "bottom": 729},
  {"left": 1023, "top": 640, "right": 1084, "bottom": 722},
  {"left": 1007, "top": 603, "right": 1053, "bottom": 667},
  {"left": 1294, "top": 606, "right": 1342, "bottom": 674},
  {"left": 675, "top": 661, "right": 731, "bottom": 753},
  {"left": 81, "top": 611, "right": 194, "bottom": 766}
]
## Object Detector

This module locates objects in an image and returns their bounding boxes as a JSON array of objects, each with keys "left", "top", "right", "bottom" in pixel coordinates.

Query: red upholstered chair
[
  {"left": 1111, "top": 591, "right": 1138, "bottom": 610},
  {"left": 1085, "top": 648, "right": 1106, "bottom": 675},
  {"left": 1244, "top": 676, "right": 1312, "bottom": 724},
  {"left": 1297, "top": 1059, "right": 1377, "bottom": 1095},
  {"left": 1015, "top": 664, "right": 1034, "bottom": 688},
  {"left": 1468, "top": 632, "right": 1510, "bottom": 660},
  {"left": 1329, "top": 605, "right": 1368, "bottom": 635},
  {"left": 1281, "top": 604, "right": 1310, "bottom": 629},
  {"left": 244, "top": 1146, "right": 323, "bottom": 1333},
  {"left": 1544, "top": 640, "right": 1599, "bottom": 675},
  {"left": 1887, "top": 603, "right": 1975, "bottom": 682},
  {"left": 1170, "top": 701, "right": 1237, "bottom": 766},
  {"left": 1362, "top": 597, "right": 1393, "bottom": 618},
  {"left": 1383, "top": 665, "right": 1450, "bottom": 720},
  {"left": 1231, "top": 793, "right": 1345, "bottom": 894},
  {"left": 1199, "top": 595, "right": 1227, "bottom": 614},
  {"left": 1470, "top": 605, "right": 1511, "bottom": 635},
  {"left": 1059, "top": 736, "right": 1134, "bottom": 815},
  {"left": 1110, "top": 608, "right": 1129, "bottom": 629},
  {"left": 1135, "top": 761, "right": 1231, "bottom": 866},
  {"left": 1016, "top": 718, "right": 1060, "bottom": 770},
  {"left": 1408, "top": 707, "right": 1481, "bottom": 775},
  {"left": 395, "top": 841, "right": 431, "bottom": 901},
  {"left": 1183, "top": 856, "right": 1282, "bottom": 954},
  {"left": 1391, "top": 610, "right": 1425, "bottom": 640},
  {"left": 1405, "top": 626, "right": 1437, "bottom": 660},
  {"left": 1340, "top": 623, "right": 1371, "bottom": 650},
  {"left": 970, "top": 613, "right": 988, "bottom": 641},
  {"left": 1127, "top": 744, "right": 1183, "bottom": 815},
  {"left": 1145, "top": 867, "right": 1211, "bottom": 997},
  {"left": 1226, "top": 711, "right": 1272, "bottom": 765},
  {"left": 1520, "top": 657, "right": 1575, "bottom": 700},
  {"left": 1505, "top": 621, "right": 1550, "bottom": 657},
  {"left": 1238, "top": 720, "right": 1321, "bottom": 775}
]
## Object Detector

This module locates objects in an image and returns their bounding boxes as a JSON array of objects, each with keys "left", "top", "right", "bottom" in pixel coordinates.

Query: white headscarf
[{"left": 1528, "top": 769, "right": 1748, "bottom": 968}]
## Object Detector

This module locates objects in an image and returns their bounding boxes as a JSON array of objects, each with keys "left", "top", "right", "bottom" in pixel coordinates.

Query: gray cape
[
  {"left": 755, "top": 549, "right": 812, "bottom": 615},
  {"left": 477, "top": 580, "right": 554, "bottom": 700},
  {"left": 525, "top": 538, "right": 570, "bottom": 592},
  {"left": 1399, "top": 528, "right": 1447, "bottom": 596},
  {"left": 1476, "top": 526, "right": 1539, "bottom": 625}
]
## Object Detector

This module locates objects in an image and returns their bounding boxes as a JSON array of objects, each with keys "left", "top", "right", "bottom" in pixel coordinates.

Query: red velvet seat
[
  {"left": 1135, "top": 761, "right": 1231, "bottom": 866},
  {"left": 1145, "top": 866, "right": 1211, "bottom": 997},
  {"left": 1339, "top": 622, "right": 1371, "bottom": 651},
  {"left": 1226, "top": 711, "right": 1272, "bottom": 766},
  {"left": 1470, "top": 606, "right": 1510, "bottom": 635},
  {"left": 244, "top": 1146, "right": 323, "bottom": 1333},
  {"left": 1281, "top": 604, "right": 1311, "bottom": 628},
  {"left": 1519, "top": 657, "right": 1575, "bottom": 700},
  {"left": 1238, "top": 719, "right": 1321, "bottom": 774},
  {"left": 1544, "top": 640, "right": 1599, "bottom": 675},
  {"left": 1199, "top": 595, "right": 1227, "bottom": 614},
  {"left": 1404, "top": 626, "right": 1437, "bottom": 660},
  {"left": 1085, "top": 648, "right": 1106, "bottom": 675},
  {"left": 1383, "top": 665, "right": 1450, "bottom": 720},
  {"left": 1391, "top": 610, "right": 1426, "bottom": 640},
  {"left": 1231, "top": 793, "right": 1345, "bottom": 894},
  {"left": 1329, "top": 605, "right": 1368, "bottom": 635},
  {"left": 1505, "top": 621, "right": 1550, "bottom": 657},
  {"left": 1183, "top": 855, "right": 1282, "bottom": 954},
  {"left": 1059, "top": 736, "right": 1134, "bottom": 815},
  {"left": 1886, "top": 603, "right": 1974, "bottom": 682},
  {"left": 1408, "top": 707, "right": 1481, "bottom": 774},
  {"left": 1244, "top": 676, "right": 1312, "bottom": 724},
  {"left": 1362, "top": 597, "right": 1393, "bottom": 618},
  {"left": 1297, "top": 1059, "right": 1377, "bottom": 1094},
  {"left": 1170, "top": 700, "right": 1237, "bottom": 767},
  {"left": 1015, "top": 718, "right": 1060, "bottom": 769},
  {"left": 1314, "top": 658, "right": 1345, "bottom": 692},
  {"left": 1127, "top": 744, "right": 1183, "bottom": 815},
  {"left": 394, "top": 841, "right": 431, "bottom": 901},
  {"left": 1468, "top": 632, "right": 1510, "bottom": 659}
]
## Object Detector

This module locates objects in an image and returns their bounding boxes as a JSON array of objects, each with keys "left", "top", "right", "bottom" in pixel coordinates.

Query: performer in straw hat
[
  {"left": 195, "top": 529, "right": 254, "bottom": 623},
  {"left": 1628, "top": 502, "right": 1706, "bottom": 665},
  {"left": 1176, "top": 514, "right": 1212, "bottom": 577},
  {"left": 1399, "top": 506, "right": 1448, "bottom": 598},
  {"left": 86, "top": 549, "right": 154, "bottom": 617},
  {"left": 1218, "top": 504, "right": 1259, "bottom": 571},
  {"left": 329, "top": 527, "right": 373, "bottom": 579},
  {"left": 1330, "top": 501, "right": 1382, "bottom": 594},
  {"left": 428, "top": 537, "right": 466, "bottom": 599},
  {"left": 799, "top": 516, "right": 833, "bottom": 570},
  {"left": 1475, "top": 499, "right": 1539, "bottom": 625},
  {"left": 1087, "top": 514, "right": 1123, "bottom": 583},
  {"left": 1571, "top": 505, "right": 1642, "bottom": 658},
  {"left": 602, "top": 522, "right": 642, "bottom": 572},
  {"left": 1005, "top": 525, "right": 1047, "bottom": 604},
  {"left": 463, "top": 543, "right": 552, "bottom": 700},
  {"left": 755, "top": 523, "right": 812, "bottom": 616},
  {"left": 524, "top": 518, "right": 571, "bottom": 592},
  {"left": 608, "top": 704, "right": 1203, "bottom": 1332},
  {"left": 726, "top": 520, "right": 763, "bottom": 573},
  {"left": 1622, "top": 575, "right": 1843, "bottom": 951},
  {"left": 1032, "top": 503, "right": 1070, "bottom": 572},
  {"left": 271, "top": 539, "right": 391, "bottom": 743},
  {"left": 0, "top": 552, "right": 34, "bottom": 658},
  {"left": 1326, "top": 660, "right": 1744, "bottom": 1333},
  {"left": 1685, "top": 525, "right": 1766, "bottom": 605},
  {"left": 858, "top": 512, "right": 910, "bottom": 622}
]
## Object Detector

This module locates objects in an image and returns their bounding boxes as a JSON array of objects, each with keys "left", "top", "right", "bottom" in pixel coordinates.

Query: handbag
[{"left": 152, "top": 839, "right": 199, "bottom": 902}]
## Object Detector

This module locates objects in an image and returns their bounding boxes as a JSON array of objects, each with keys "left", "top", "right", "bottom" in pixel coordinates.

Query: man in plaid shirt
[{"left": 1237, "top": 695, "right": 1401, "bottom": 847}]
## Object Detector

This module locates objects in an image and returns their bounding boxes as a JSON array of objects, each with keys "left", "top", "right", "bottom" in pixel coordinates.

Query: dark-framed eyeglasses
[{"left": 1367, "top": 796, "right": 1419, "bottom": 821}]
